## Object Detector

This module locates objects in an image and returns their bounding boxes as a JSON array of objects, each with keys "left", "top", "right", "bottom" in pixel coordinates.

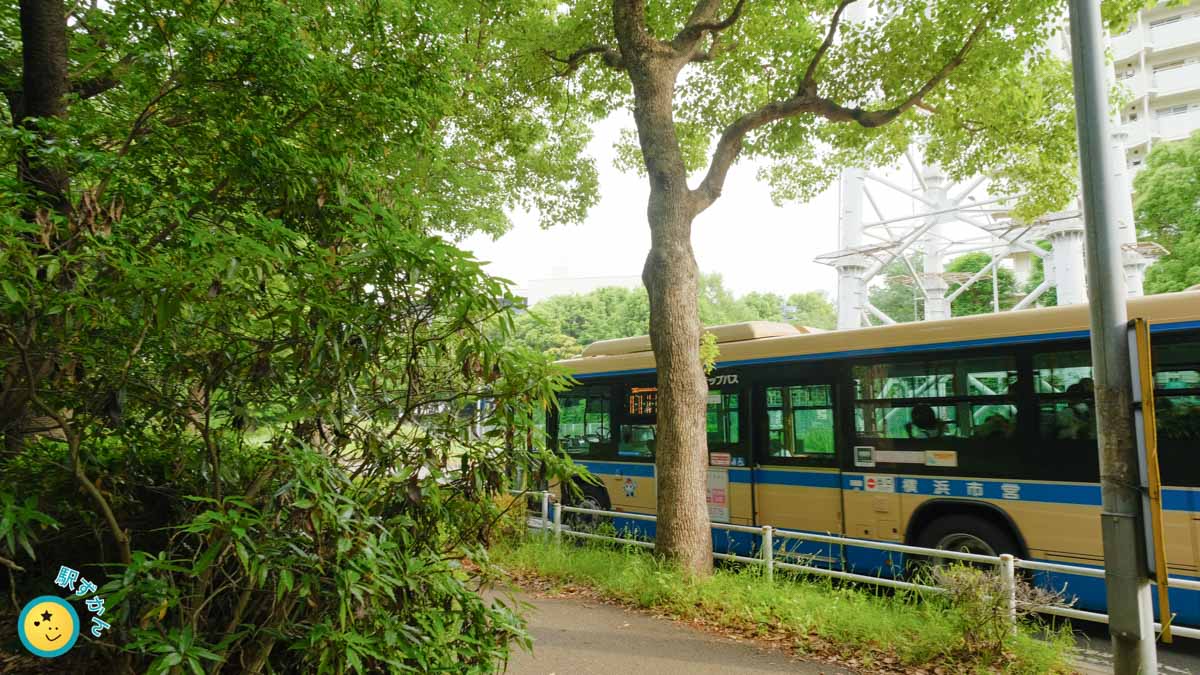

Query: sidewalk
[{"left": 494, "top": 589, "right": 853, "bottom": 675}]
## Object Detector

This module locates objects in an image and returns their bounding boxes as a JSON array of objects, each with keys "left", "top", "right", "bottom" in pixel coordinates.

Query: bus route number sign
[{"left": 628, "top": 387, "right": 657, "bottom": 416}]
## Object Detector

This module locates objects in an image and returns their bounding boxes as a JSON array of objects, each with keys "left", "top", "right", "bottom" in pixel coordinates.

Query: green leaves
[
  {"left": 1, "top": 278, "right": 21, "bottom": 305},
  {"left": 3, "top": 1, "right": 588, "bottom": 672},
  {"left": 0, "top": 492, "right": 59, "bottom": 563},
  {"left": 1135, "top": 131, "right": 1200, "bottom": 293}
]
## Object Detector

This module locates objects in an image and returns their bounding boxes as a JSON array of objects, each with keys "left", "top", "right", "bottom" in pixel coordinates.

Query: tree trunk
[
  {"left": 17, "top": 0, "right": 71, "bottom": 209},
  {"left": 625, "top": 49, "right": 713, "bottom": 575},
  {"left": 4, "top": 1, "right": 71, "bottom": 456},
  {"left": 644, "top": 210, "right": 712, "bottom": 576}
]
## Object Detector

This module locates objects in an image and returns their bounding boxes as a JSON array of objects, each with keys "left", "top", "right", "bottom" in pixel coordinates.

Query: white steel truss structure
[{"left": 816, "top": 146, "right": 1157, "bottom": 330}]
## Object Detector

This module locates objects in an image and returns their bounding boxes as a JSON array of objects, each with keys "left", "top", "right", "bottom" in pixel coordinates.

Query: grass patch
[{"left": 494, "top": 537, "right": 1076, "bottom": 673}]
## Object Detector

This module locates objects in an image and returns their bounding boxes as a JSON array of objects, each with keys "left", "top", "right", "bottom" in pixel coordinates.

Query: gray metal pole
[{"left": 1066, "top": 2, "right": 1158, "bottom": 672}]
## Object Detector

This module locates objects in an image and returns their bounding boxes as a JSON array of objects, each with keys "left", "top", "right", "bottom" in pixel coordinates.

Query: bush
[{"left": 931, "top": 563, "right": 1071, "bottom": 663}]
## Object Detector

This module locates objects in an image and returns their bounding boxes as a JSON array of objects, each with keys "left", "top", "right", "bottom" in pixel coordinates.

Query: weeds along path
[{"left": 488, "top": 586, "right": 853, "bottom": 675}]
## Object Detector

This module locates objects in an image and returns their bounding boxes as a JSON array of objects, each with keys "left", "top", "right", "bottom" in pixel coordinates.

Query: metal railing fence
[{"left": 506, "top": 491, "right": 1200, "bottom": 640}]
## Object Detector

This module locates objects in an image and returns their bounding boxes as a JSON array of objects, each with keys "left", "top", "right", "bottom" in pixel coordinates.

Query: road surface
[
  {"left": 494, "top": 589, "right": 852, "bottom": 675},
  {"left": 491, "top": 578, "right": 1200, "bottom": 673},
  {"left": 1073, "top": 620, "right": 1200, "bottom": 674}
]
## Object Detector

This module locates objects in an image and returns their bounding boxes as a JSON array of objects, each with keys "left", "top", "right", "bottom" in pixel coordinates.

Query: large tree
[
  {"left": 1134, "top": 130, "right": 1200, "bottom": 293},
  {"left": 547, "top": 0, "right": 1137, "bottom": 573}
]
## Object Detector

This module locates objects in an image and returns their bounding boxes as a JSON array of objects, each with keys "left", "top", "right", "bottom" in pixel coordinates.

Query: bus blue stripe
[
  {"left": 747, "top": 469, "right": 840, "bottom": 488},
  {"left": 572, "top": 318, "right": 1200, "bottom": 379},
  {"left": 579, "top": 461, "right": 655, "bottom": 477},
  {"left": 578, "top": 461, "right": 1200, "bottom": 513}
]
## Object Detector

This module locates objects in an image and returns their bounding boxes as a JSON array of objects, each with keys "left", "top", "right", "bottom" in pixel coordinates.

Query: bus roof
[
  {"left": 581, "top": 321, "right": 808, "bottom": 357},
  {"left": 556, "top": 291, "right": 1200, "bottom": 377}
]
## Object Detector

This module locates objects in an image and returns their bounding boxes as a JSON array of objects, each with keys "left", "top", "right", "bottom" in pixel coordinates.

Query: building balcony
[
  {"left": 1150, "top": 16, "right": 1200, "bottom": 53},
  {"left": 1153, "top": 62, "right": 1200, "bottom": 96},
  {"left": 1112, "top": 30, "right": 1145, "bottom": 61},
  {"left": 1157, "top": 110, "right": 1200, "bottom": 141},
  {"left": 1118, "top": 74, "right": 1149, "bottom": 101},
  {"left": 1117, "top": 121, "right": 1149, "bottom": 148}
]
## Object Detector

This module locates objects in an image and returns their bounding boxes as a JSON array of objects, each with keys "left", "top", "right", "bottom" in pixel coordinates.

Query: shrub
[{"left": 931, "top": 563, "right": 1070, "bottom": 662}]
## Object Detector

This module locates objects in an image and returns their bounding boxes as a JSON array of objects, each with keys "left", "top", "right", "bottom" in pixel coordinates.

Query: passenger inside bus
[
  {"left": 976, "top": 412, "right": 1015, "bottom": 439},
  {"left": 1054, "top": 379, "right": 1096, "bottom": 439},
  {"left": 906, "top": 404, "right": 950, "bottom": 438}
]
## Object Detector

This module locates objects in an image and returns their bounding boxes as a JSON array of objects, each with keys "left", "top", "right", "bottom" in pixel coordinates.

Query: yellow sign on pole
[{"left": 1131, "top": 317, "right": 1172, "bottom": 642}]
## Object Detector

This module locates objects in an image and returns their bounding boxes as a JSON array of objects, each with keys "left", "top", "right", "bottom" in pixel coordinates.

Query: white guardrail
[{"left": 508, "top": 490, "right": 1200, "bottom": 640}]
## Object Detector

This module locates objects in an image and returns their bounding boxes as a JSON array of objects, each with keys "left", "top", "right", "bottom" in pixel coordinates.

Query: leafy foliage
[
  {"left": 509, "top": 276, "right": 836, "bottom": 358},
  {"left": 549, "top": 0, "right": 1141, "bottom": 218},
  {"left": 1, "top": 0, "right": 593, "bottom": 671},
  {"left": 868, "top": 253, "right": 1019, "bottom": 323},
  {"left": 1135, "top": 131, "right": 1200, "bottom": 293},
  {"left": 869, "top": 261, "right": 924, "bottom": 324},
  {"left": 945, "top": 251, "right": 1018, "bottom": 316}
]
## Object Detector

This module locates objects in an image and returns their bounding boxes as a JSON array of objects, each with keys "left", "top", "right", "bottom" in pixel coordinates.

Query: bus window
[
  {"left": 619, "top": 385, "right": 657, "bottom": 457},
  {"left": 1034, "top": 351, "right": 1095, "bottom": 440},
  {"left": 1154, "top": 339, "right": 1200, "bottom": 442},
  {"left": 558, "top": 390, "right": 611, "bottom": 455},
  {"left": 707, "top": 390, "right": 740, "bottom": 447},
  {"left": 854, "top": 361, "right": 959, "bottom": 439},
  {"left": 766, "top": 384, "right": 834, "bottom": 457},
  {"left": 857, "top": 403, "right": 959, "bottom": 439},
  {"left": 618, "top": 424, "right": 656, "bottom": 457},
  {"left": 854, "top": 356, "right": 1018, "bottom": 440},
  {"left": 971, "top": 404, "right": 1017, "bottom": 439}
]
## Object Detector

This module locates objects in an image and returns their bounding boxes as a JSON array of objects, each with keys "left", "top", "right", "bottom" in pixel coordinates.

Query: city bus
[{"left": 548, "top": 290, "right": 1200, "bottom": 625}]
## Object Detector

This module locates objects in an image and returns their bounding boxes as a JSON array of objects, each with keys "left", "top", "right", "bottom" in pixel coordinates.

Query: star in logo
[{"left": 41, "top": 610, "right": 53, "bottom": 622}]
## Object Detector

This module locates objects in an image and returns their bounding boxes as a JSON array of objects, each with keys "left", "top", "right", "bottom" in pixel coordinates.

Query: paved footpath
[{"left": 495, "top": 589, "right": 852, "bottom": 675}]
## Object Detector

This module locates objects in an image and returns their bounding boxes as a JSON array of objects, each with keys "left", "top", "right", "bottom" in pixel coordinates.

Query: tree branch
[
  {"left": 71, "top": 75, "right": 119, "bottom": 99},
  {"left": 693, "top": 8, "right": 992, "bottom": 211},
  {"left": 4, "top": 326, "right": 132, "bottom": 566},
  {"left": 672, "top": 0, "right": 747, "bottom": 57},
  {"left": 544, "top": 44, "right": 624, "bottom": 76},
  {"left": 811, "top": 10, "right": 992, "bottom": 128},
  {"left": 798, "top": 0, "right": 857, "bottom": 96},
  {"left": 693, "top": 96, "right": 817, "bottom": 208}
]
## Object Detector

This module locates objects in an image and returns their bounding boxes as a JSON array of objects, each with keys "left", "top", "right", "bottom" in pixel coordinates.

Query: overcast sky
[{"left": 460, "top": 113, "right": 844, "bottom": 299}]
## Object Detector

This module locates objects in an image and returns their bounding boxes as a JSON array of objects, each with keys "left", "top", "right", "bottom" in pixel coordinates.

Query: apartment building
[{"left": 1113, "top": 2, "right": 1200, "bottom": 172}]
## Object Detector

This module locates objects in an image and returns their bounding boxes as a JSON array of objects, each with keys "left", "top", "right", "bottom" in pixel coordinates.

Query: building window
[
  {"left": 1156, "top": 105, "right": 1190, "bottom": 117},
  {"left": 1150, "top": 15, "right": 1182, "bottom": 29}
]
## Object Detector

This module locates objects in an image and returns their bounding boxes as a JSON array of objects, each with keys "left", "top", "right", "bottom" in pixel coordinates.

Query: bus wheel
[
  {"left": 565, "top": 489, "right": 608, "bottom": 531},
  {"left": 911, "top": 515, "right": 1018, "bottom": 575}
]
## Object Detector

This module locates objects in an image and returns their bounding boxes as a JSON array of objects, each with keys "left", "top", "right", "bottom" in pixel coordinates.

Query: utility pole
[{"left": 1066, "top": 2, "right": 1158, "bottom": 672}]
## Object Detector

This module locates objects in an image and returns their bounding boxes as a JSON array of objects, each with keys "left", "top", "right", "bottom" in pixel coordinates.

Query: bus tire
[
  {"left": 564, "top": 483, "right": 609, "bottom": 531},
  {"left": 910, "top": 514, "right": 1019, "bottom": 576}
]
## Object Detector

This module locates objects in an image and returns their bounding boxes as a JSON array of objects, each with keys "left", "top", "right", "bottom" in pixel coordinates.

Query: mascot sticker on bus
[{"left": 623, "top": 477, "right": 637, "bottom": 498}]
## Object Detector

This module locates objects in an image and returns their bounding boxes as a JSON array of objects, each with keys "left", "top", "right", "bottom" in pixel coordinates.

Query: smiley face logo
[{"left": 17, "top": 596, "right": 79, "bottom": 658}]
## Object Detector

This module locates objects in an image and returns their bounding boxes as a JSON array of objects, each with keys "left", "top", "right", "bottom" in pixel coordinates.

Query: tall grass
[{"left": 494, "top": 537, "right": 1075, "bottom": 673}]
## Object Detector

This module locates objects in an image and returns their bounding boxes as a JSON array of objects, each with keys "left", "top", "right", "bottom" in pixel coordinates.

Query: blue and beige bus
[{"left": 548, "top": 291, "right": 1200, "bottom": 624}]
